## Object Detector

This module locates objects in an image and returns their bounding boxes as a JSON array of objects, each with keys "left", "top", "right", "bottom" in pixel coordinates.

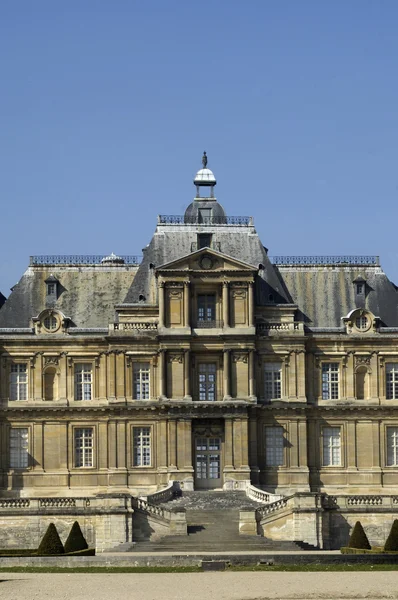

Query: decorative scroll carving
[
  {"left": 168, "top": 290, "right": 182, "bottom": 299},
  {"left": 168, "top": 353, "right": 183, "bottom": 363},
  {"left": 232, "top": 290, "right": 246, "bottom": 298},
  {"left": 233, "top": 353, "right": 248, "bottom": 363},
  {"left": 44, "top": 356, "right": 59, "bottom": 366},
  {"left": 355, "top": 355, "right": 371, "bottom": 368}
]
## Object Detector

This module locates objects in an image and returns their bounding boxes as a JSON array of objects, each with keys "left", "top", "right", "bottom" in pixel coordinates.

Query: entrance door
[{"left": 195, "top": 436, "right": 222, "bottom": 489}]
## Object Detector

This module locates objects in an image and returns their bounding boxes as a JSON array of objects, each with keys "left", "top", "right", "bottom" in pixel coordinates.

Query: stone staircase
[{"left": 124, "top": 491, "right": 317, "bottom": 552}]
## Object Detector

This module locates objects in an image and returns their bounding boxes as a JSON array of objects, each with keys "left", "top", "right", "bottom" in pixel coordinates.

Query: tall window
[
  {"left": 198, "top": 363, "right": 217, "bottom": 401},
  {"left": 264, "top": 363, "right": 282, "bottom": 400},
  {"left": 133, "top": 427, "right": 151, "bottom": 466},
  {"left": 322, "top": 427, "right": 341, "bottom": 466},
  {"left": 387, "top": 427, "right": 398, "bottom": 466},
  {"left": 133, "top": 363, "right": 150, "bottom": 400},
  {"left": 75, "top": 363, "right": 92, "bottom": 400},
  {"left": 265, "top": 426, "right": 284, "bottom": 466},
  {"left": 197, "top": 294, "right": 216, "bottom": 323},
  {"left": 322, "top": 363, "right": 339, "bottom": 400},
  {"left": 9, "top": 428, "right": 29, "bottom": 468},
  {"left": 386, "top": 364, "right": 398, "bottom": 399},
  {"left": 9, "top": 364, "right": 28, "bottom": 400},
  {"left": 74, "top": 428, "right": 93, "bottom": 468}
]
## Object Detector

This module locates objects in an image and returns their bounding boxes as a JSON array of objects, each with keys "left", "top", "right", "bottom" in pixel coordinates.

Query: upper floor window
[
  {"left": 198, "top": 233, "right": 212, "bottom": 249},
  {"left": 74, "top": 428, "right": 93, "bottom": 468},
  {"left": 356, "top": 283, "right": 364, "bottom": 295},
  {"left": 45, "top": 275, "right": 58, "bottom": 299},
  {"left": 74, "top": 363, "right": 93, "bottom": 401},
  {"left": 197, "top": 294, "right": 216, "bottom": 323},
  {"left": 264, "top": 363, "right": 282, "bottom": 401},
  {"left": 386, "top": 364, "right": 398, "bottom": 400},
  {"left": 9, "top": 364, "right": 28, "bottom": 401},
  {"left": 322, "top": 427, "right": 341, "bottom": 466},
  {"left": 355, "top": 315, "right": 368, "bottom": 330},
  {"left": 44, "top": 315, "right": 58, "bottom": 331},
  {"left": 133, "top": 427, "right": 151, "bottom": 466},
  {"left": 322, "top": 363, "right": 339, "bottom": 400},
  {"left": 198, "top": 363, "right": 216, "bottom": 401},
  {"left": 387, "top": 427, "right": 398, "bottom": 466},
  {"left": 133, "top": 363, "right": 150, "bottom": 400},
  {"left": 10, "top": 428, "right": 29, "bottom": 468},
  {"left": 265, "top": 426, "right": 284, "bottom": 466}
]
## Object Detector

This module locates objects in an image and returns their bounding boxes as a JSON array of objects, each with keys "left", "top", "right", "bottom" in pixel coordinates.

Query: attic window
[
  {"left": 198, "top": 233, "right": 212, "bottom": 249},
  {"left": 47, "top": 283, "right": 56, "bottom": 296},
  {"left": 356, "top": 283, "right": 364, "bottom": 295},
  {"left": 198, "top": 208, "right": 211, "bottom": 224}
]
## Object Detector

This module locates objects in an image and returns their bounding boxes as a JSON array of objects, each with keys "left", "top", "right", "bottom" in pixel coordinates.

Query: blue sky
[{"left": 1, "top": 1, "right": 398, "bottom": 293}]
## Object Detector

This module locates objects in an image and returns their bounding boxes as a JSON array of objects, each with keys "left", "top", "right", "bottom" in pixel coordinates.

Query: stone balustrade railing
[
  {"left": 0, "top": 497, "right": 94, "bottom": 511},
  {"left": 113, "top": 322, "right": 158, "bottom": 331},
  {"left": 323, "top": 495, "right": 398, "bottom": 509},
  {"left": 141, "top": 481, "right": 176, "bottom": 505},
  {"left": 257, "top": 323, "right": 301, "bottom": 334},
  {"left": 245, "top": 483, "right": 283, "bottom": 504},
  {"left": 132, "top": 497, "right": 167, "bottom": 518},
  {"left": 255, "top": 497, "right": 291, "bottom": 517}
]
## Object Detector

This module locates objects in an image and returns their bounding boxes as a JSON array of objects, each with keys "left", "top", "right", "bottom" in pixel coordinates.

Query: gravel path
[{"left": 0, "top": 572, "right": 397, "bottom": 600}]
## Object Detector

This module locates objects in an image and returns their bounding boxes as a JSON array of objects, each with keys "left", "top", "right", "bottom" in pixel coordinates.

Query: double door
[{"left": 194, "top": 436, "right": 222, "bottom": 489}]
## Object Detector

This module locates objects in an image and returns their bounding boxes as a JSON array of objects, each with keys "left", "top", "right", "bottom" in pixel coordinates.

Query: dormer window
[
  {"left": 356, "top": 283, "right": 364, "bottom": 295},
  {"left": 45, "top": 275, "right": 58, "bottom": 299},
  {"left": 198, "top": 208, "right": 211, "bottom": 224},
  {"left": 198, "top": 233, "right": 212, "bottom": 249},
  {"left": 47, "top": 283, "right": 56, "bottom": 296},
  {"left": 355, "top": 315, "right": 368, "bottom": 330}
]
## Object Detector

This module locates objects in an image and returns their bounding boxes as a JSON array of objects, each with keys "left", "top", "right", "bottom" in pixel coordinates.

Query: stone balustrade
[
  {"left": 323, "top": 494, "right": 398, "bottom": 509},
  {"left": 0, "top": 497, "right": 93, "bottom": 511},
  {"left": 113, "top": 322, "right": 158, "bottom": 331},
  {"left": 245, "top": 483, "right": 283, "bottom": 504},
  {"left": 256, "top": 322, "right": 301, "bottom": 335}
]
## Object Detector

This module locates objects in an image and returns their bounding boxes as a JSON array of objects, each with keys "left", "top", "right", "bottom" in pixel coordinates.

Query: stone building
[{"left": 1, "top": 157, "right": 398, "bottom": 550}]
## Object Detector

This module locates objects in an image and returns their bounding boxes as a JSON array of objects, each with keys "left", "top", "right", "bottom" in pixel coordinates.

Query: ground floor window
[
  {"left": 133, "top": 427, "right": 151, "bottom": 466},
  {"left": 387, "top": 427, "right": 398, "bottom": 466},
  {"left": 264, "top": 426, "right": 284, "bottom": 466},
  {"left": 9, "top": 428, "right": 29, "bottom": 468},
  {"left": 322, "top": 427, "right": 341, "bottom": 466},
  {"left": 74, "top": 428, "right": 94, "bottom": 467}
]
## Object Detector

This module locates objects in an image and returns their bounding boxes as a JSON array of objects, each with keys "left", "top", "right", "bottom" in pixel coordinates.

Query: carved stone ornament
[
  {"left": 199, "top": 255, "right": 213, "bottom": 270},
  {"left": 232, "top": 289, "right": 246, "bottom": 298},
  {"left": 169, "top": 289, "right": 182, "bottom": 299},
  {"left": 44, "top": 356, "right": 59, "bottom": 366},
  {"left": 233, "top": 353, "right": 248, "bottom": 363},
  {"left": 355, "top": 355, "right": 371, "bottom": 368},
  {"left": 193, "top": 426, "right": 223, "bottom": 437},
  {"left": 168, "top": 353, "right": 183, "bottom": 363}
]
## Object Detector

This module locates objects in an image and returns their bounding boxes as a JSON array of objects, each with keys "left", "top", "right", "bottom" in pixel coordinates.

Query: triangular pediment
[{"left": 156, "top": 247, "right": 257, "bottom": 273}]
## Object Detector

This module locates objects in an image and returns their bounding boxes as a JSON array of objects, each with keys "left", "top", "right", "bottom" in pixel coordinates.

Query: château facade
[{"left": 1, "top": 157, "right": 398, "bottom": 549}]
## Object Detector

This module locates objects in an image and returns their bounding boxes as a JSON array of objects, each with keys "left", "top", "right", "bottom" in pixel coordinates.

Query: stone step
[{"left": 126, "top": 538, "right": 316, "bottom": 552}]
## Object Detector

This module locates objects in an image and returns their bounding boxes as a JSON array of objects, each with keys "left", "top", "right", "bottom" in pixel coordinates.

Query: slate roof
[
  {"left": 275, "top": 265, "right": 398, "bottom": 328},
  {"left": 0, "top": 265, "right": 137, "bottom": 329}
]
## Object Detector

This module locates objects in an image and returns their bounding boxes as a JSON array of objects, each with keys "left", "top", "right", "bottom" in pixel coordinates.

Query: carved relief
[
  {"left": 168, "top": 353, "right": 183, "bottom": 363},
  {"left": 233, "top": 353, "right": 248, "bottom": 363},
  {"left": 355, "top": 355, "right": 371, "bottom": 368},
  {"left": 44, "top": 356, "right": 59, "bottom": 366}
]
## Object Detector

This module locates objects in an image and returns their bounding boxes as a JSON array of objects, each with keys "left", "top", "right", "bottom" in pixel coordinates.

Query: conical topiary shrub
[
  {"left": 347, "top": 521, "right": 371, "bottom": 550},
  {"left": 384, "top": 519, "right": 398, "bottom": 551},
  {"left": 64, "top": 521, "right": 88, "bottom": 554},
  {"left": 37, "top": 523, "right": 65, "bottom": 555}
]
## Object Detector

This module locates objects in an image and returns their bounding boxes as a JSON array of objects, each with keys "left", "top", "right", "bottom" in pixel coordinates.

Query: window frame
[
  {"left": 264, "top": 425, "right": 285, "bottom": 467},
  {"left": 74, "top": 362, "right": 93, "bottom": 401},
  {"left": 386, "top": 426, "right": 398, "bottom": 467},
  {"left": 386, "top": 363, "right": 398, "bottom": 400},
  {"left": 9, "top": 362, "right": 29, "bottom": 401},
  {"left": 132, "top": 426, "right": 152, "bottom": 467},
  {"left": 197, "top": 362, "right": 217, "bottom": 401},
  {"left": 321, "top": 362, "right": 340, "bottom": 400},
  {"left": 264, "top": 362, "right": 282, "bottom": 401},
  {"left": 133, "top": 362, "right": 151, "bottom": 400},
  {"left": 322, "top": 426, "right": 342, "bottom": 467},
  {"left": 73, "top": 427, "right": 95, "bottom": 469},
  {"left": 9, "top": 427, "right": 30, "bottom": 469}
]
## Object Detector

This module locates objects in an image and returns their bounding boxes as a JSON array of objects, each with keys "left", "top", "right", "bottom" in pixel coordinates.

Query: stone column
[
  {"left": 248, "top": 281, "right": 254, "bottom": 327},
  {"left": 248, "top": 416, "right": 259, "bottom": 483},
  {"left": 116, "top": 352, "right": 125, "bottom": 401},
  {"left": 33, "top": 421, "right": 44, "bottom": 471},
  {"left": 34, "top": 354, "right": 43, "bottom": 401},
  {"left": 107, "top": 352, "right": 116, "bottom": 400},
  {"left": 158, "top": 350, "right": 166, "bottom": 398},
  {"left": 249, "top": 350, "right": 256, "bottom": 398},
  {"left": 108, "top": 421, "right": 117, "bottom": 469},
  {"left": 184, "top": 281, "right": 190, "bottom": 328},
  {"left": 184, "top": 350, "right": 191, "bottom": 399},
  {"left": 347, "top": 421, "right": 357, "bottom": 468},
  {"left": 223, "top": 350, "right": 231, "bottom": 399},
  {"left": 58, "top": 353, "right": 67, "bottom": 401},
  {"left": 98, "top": 421, "right": 108, "bottom": 470},
  {"left": 222, "top": 281, "right": 229, "bottom": 328},
  {"left": 158, "top": 281, "right": 165, "bottom": 328},
  {"left": 168, "top": 420, "right": 177, "bottom": 468},
  {"left": 224, "top": 418, "right": 234, "bottom": 468}
]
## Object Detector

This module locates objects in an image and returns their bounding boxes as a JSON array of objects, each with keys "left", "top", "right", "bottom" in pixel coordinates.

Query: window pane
[
  {"left": 387, "top": 427, "right": 398, "bottom": 466},
  {"left": 197, "top": 363, "right": 217, "bottom": 401},
  {"left": 74, "top": 428, "right": 93, "bottom": 467},
  {"left": 322, "top": 364, "right": 339, "bottom": 400},
  {"left": 9, "top": 364, "right": 28, "bottom": 401},
  {"left": 133, "top": 427, "right": 151, "bottom": 466},
  {"left": 10, "top": 428, "right": 29, "bottom": 468},
  {"left": 75, "top": 364, "right": 92, "bottom": 401},
  {"left": 265, "top": 426, "right": 284, "bottom": 466},
  {"left": 133, "top": 363, "right": 150, "bottom": 400},
  {"left": 386, "top": 364, "right": 398, "bottom": 400},
  {"left": 264, "top": 363, "right": 282, "bottom": 400},
  {"left": 323, "top": 427, "right": 341, "bottom": 466}
]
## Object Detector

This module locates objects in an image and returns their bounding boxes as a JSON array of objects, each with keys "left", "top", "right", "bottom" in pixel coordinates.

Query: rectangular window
[
  {"left": 387, "top": 427, "right": 398, "bottom": 466},
  {"left": 133, "top": 427, "right": 151, "bottom": 466},
  {"left": 386, "top": 364, "right": 398, "bottom": 400},
  {"left": 197, "top": 294, "right": 216, "bottom": 323},
  {"left": 264, "top": 363, "right": 282, "bottom": 400},
  {"left": 198, "top": 363, "right": 217, "bottom": 401},
  {"left": 322, "top": 427, "right": 341, "bottom": 466},
  {"left": 74, "top": 428, "right": 93, "bottom": 468},
  {"left": 322, "top": 363, "right": 339, "bottom": 399},
  {"left": 9, "top": 364, "right": 28, "bottom": 401},
  {"left": 265, "top": 426, "right": 284, "bottom": 466},
  {"left": 9, "top": 428, "right": 29, "bottom": 468},
  {"left": 198, "top": 233, "right": 212, "bottom": 249},
  {"left": 133, "top": 363, "right": 150, "bottom": 400},
  {"left": 75, "top": 363, "right": 92, "bottom": 400},
  {"left": 47, "top": 283, "right": 56, "bottom": 296}
]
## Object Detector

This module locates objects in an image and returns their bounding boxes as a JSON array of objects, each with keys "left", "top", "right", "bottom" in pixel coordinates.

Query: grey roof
[
  {"left": 275, "top": 265, "right": 398, "bottom": 327},
  {"left": 123, "top": 219, "right": 290, "bottom": 305},
  {"left": 0, "top": 292, "right": 5, "bottom": 309},
  {"left": 184, "top": 198, "right": 226, "bottom": 221},
  {"left": 0, "top": 265, "right": 137, "bottom": 328}
]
